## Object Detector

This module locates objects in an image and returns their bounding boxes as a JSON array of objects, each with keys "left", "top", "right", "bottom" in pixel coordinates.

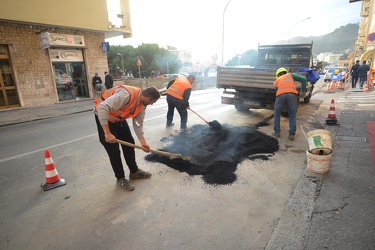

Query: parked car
[
  {"left": 323, "top": 67, "right": 349, "bottom": 82},
  {"left": 158, "top": 82, "right": 169, "bottom": 95}
]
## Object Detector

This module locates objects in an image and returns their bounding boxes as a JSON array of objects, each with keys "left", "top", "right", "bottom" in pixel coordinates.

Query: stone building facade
[
  {"left": 0, "top": 0, "right": 132, "bottom": 110},
  {"left": 0, "top": 22, "right": 109, "bottom": 108}
]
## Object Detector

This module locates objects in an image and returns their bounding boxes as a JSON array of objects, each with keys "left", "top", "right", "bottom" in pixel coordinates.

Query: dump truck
[{"left": 217, "top": 43, "right": 314, "bottom": 112}]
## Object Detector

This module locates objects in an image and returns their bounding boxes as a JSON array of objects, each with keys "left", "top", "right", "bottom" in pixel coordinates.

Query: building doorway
[
  {"left": 50, "top": 49, "right": 88, "bottom": 102},
  {"left": 0, "top": 45, "right": 20, "bottom": 109}
]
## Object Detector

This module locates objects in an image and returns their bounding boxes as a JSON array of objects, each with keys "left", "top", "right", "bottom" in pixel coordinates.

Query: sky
[{"left": 107, "top": 0, "right": 363, "bottom": 64}]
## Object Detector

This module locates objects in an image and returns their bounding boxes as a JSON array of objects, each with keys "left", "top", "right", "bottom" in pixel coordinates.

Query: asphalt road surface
[{"left": 0, "top": 88, "right": 322, "bottom": 249}]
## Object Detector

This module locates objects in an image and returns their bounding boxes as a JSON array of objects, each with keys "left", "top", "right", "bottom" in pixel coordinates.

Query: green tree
[
  {"left": 226, "top": 49, "right": 257, "bottom": 66},
  {"left": 106, "top": 44, "right": 181, "bottom": 78}
]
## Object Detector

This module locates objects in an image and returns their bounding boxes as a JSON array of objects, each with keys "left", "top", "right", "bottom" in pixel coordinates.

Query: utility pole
[
  {"left": 221, "top": 0, "right": 233, "bottom": 65},
  {"left": 288, "top": 17, "right": 311, "bottom": 44},
  {"left": 117, "top": 53, "right": 124, "bottom": 75}
]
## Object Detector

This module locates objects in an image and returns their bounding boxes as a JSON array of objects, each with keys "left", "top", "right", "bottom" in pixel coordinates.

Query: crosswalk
[{"left": 337, "top": 90, "right": 375, "bottom": 107}]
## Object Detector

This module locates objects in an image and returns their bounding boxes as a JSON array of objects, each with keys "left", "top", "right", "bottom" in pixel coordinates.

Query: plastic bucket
[
  {"left": 307, "top": 129, "right": 332, "bottom": 155},
  {"left": 306, "top": 150, "right": 331, "bottom": 173}
]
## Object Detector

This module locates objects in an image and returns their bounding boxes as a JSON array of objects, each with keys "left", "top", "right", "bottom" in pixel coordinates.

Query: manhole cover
[{"left": 335, "top": 136, "right": 367, "bottom": 142}]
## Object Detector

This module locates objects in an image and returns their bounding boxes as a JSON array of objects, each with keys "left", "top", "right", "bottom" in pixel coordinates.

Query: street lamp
[
  {"left": 221, "top": 0, "right": 233, "bottom": 65},
  {"left": 117, "top": 53, "right": 124, "bottom": 75},
  {"left": 287, "top": 17, "right": 311, "bottom": 44}
]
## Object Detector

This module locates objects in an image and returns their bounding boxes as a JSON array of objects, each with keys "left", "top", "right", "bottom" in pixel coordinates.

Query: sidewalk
[
  {"left": 266, "top": 83, "right": 375, "bottom": 249},
  {"left": 0, "top": 98, "right": 95, "bottom": 127}
]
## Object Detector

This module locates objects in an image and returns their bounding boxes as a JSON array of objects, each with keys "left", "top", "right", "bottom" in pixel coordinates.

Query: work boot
[
  {"left": 288, "top": 134, "right": 295, "bottom": 141},
  {"left": 116, "top": 178, "right": 134, "bottom": 191},
  {"left": 272, "top": 132, "right": 281, "bottom": 138},
  {"left": 129, "top": 169, "right": 151, "bottom": 180},
  {"left": 166, "top": 123, "right": 174, "bottom": 127}
]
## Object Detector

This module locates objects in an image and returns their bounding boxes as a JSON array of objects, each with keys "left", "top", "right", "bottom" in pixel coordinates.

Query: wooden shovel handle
[
  {"left": 114, "top": 139, "right": 181, "bottom": 158},
  {"left": 189, "top": 108, "right": 209, "bottom": 124}
]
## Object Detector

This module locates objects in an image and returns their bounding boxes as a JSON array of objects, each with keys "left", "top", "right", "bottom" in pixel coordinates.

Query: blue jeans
[
  {"left": 166, "top": 95, "right": 188, "bottom": 128},
  {"left": 359, "top": 76, "right": 367, "bottom": 88},
  {"left": 274, "top": 93, "right": 298, "bottom": 134}
]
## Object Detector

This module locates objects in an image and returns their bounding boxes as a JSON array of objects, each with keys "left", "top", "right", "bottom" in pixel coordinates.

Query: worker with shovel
[
  {"left": 94, "top": 86, "right": 160, "bottom": 191},
  {"left": 165, "top": 74, "right": 196, "bottom": 130}
]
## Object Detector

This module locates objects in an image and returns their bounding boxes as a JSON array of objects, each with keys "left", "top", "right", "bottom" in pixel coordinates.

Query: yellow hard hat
[
  {"left": 276, "top": 67, "right": 288, "bottom": 78},
  {"left": 335, "top": 69, "right": 339, "bottom": 74}
]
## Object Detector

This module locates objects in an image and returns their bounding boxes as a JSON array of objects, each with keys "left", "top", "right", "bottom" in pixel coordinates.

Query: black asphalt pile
[{"left": 145, "top": 124, "right": 279, "bottom": 185}]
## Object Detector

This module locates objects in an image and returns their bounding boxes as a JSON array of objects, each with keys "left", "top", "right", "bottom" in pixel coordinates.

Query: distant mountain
[{"left": 283, "top": 23, "right": 359, "bottom": 55}]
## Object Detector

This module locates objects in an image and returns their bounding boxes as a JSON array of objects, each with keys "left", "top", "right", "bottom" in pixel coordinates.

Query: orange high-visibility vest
[
  {"left": 94, "top": 85, "right": 143, "bottom": 122},
  {"left": 273, "top": 73, "right": 298, "bottom": 96},
  {"left": 165, "top": 78, "right": 191, "bottom": 100},
  {"left": 369, "top": 67, "right": 375, "bottom": 82}
]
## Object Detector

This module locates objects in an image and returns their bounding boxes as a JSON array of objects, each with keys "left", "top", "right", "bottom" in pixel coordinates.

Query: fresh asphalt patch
[{"left": 145, "top": 124, "right": 279, "bottom": 185}]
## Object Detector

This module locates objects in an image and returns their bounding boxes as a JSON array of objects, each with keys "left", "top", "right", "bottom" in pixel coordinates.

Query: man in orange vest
[
  {"left": 273, "top": 68, "right": 307, "bottom": 141},
  {"left": 165, "top": 75, "right": 196, "bottom": 129},
  {"left": 94, "top": 86, "right": 160, "bottom": 191}
]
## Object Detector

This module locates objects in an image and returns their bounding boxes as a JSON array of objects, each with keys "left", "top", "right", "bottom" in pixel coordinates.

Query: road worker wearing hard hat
[{"left": 273, "top": 67, "right": 307, "bottom": 141}]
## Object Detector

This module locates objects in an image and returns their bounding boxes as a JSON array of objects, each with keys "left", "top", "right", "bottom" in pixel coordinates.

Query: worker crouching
[{"left": 273, "top": 68, "right": 307, "bottom": 141}]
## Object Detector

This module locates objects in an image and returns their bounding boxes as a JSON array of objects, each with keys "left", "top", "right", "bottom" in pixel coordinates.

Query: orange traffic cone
[
  {"left": 326, "top": 99, "right": 338, "bottom": 126},
  {"left": 364, "top": 82, "right": 369, "bottom": 92},
  {"left": 326, "top": 81, "right": 331, "bottom": 91},
  {"left": 336, "top": 80, "right": 342, "bottom": 89},
  {"left": 41, "top": 150, "right": 66, "bottom": 191}
]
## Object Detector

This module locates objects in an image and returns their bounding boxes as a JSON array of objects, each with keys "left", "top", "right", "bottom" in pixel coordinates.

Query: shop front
[
  {"left": 44, "top": 33, "right": 89, "bottom": 102},
  {"left": 50, "top": 49, "right": 89, "bottom": 101}
]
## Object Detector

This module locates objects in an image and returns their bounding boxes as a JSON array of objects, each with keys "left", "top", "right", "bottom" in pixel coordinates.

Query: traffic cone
[
  {"left": 326, "top": 81, "right": 331, "bottom": 91},
  {"left": 325, "top": 99, "right": 338, "bottom": 126},
  {"left": 364, "top": 82, "right": 369, "bottom": 92},
  {"left": 336, "top": 80, "right": 342, "bottom": 89},
  {"left": 41, "top": 150, "right": 66, "bottom": 191}
]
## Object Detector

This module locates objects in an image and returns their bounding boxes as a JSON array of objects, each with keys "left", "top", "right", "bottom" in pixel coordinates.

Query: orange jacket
[
  {"left": 165, "top": 77, "right": 191, "bottom": 100},
  {"left": 273, "top": 73, "right": 298, "bottom": 96},
  {"left": 94, "top": 85, "right": 142, "bottom": 122}
]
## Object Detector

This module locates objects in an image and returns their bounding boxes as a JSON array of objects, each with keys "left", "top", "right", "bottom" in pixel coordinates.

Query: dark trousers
[
  {"left": 166, "top": 95, "right": 188, "bottom": 128},
  {"left": 95, "top": 115, "right": 138, "bottom": 179},
  {"left": 351, "top": 76, "right": 358, "bottom": 87}
]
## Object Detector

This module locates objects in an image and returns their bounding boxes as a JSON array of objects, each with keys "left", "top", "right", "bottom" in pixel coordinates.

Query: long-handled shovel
[
  {"left": 114, "top": 139, "right": 191, "bottom": 161},
  {"left": 189, "top": 108, "right": 222, "bottom": 129}
]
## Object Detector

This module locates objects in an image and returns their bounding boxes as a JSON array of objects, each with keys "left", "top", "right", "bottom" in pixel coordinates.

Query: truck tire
[
  {"left": 235, "top": 105, "right": 250, "bottom": 112},
  {"left": 303, "top": 91, "right": 312, "bottom": 103}
]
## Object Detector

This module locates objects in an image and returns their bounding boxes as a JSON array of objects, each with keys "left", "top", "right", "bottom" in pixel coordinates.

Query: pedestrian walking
[
  {"left": 358, "top": 60, "right": 370, "bottom": 89},
  {"left": 104, "top": 71, "right": 114, "bottom": 89},
  {"left": 94, "top": 85, "right": 161, "bottom": 191},
  {"left": 165, "top": 74, "right": 196, "bottom": 130},
  {"left": 273, "top": 67, "right": 307, "bottom": 141},
  {"left": 350, "top": 60, "right": 360, "bottom": 88}
]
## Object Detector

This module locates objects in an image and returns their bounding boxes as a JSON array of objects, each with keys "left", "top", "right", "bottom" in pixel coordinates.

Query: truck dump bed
[{"left": 216, "top": 67, "right": 276, "bottom": 90}]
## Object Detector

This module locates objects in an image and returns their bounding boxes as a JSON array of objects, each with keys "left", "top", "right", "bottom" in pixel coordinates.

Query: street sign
[
  {"left": 368, "top": 32, "right": 375, "bottom": 42},
  {"left": 137, "top": 56, "right": 142, "bottom": 66}
]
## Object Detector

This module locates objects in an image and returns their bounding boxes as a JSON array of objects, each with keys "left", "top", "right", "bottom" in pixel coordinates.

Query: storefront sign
[
  {"left": 49, "top": 49, "right": 83, "bottom": 62},
  {"left": 42, "top": 33, "right": 85, "bottom": 48}
]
